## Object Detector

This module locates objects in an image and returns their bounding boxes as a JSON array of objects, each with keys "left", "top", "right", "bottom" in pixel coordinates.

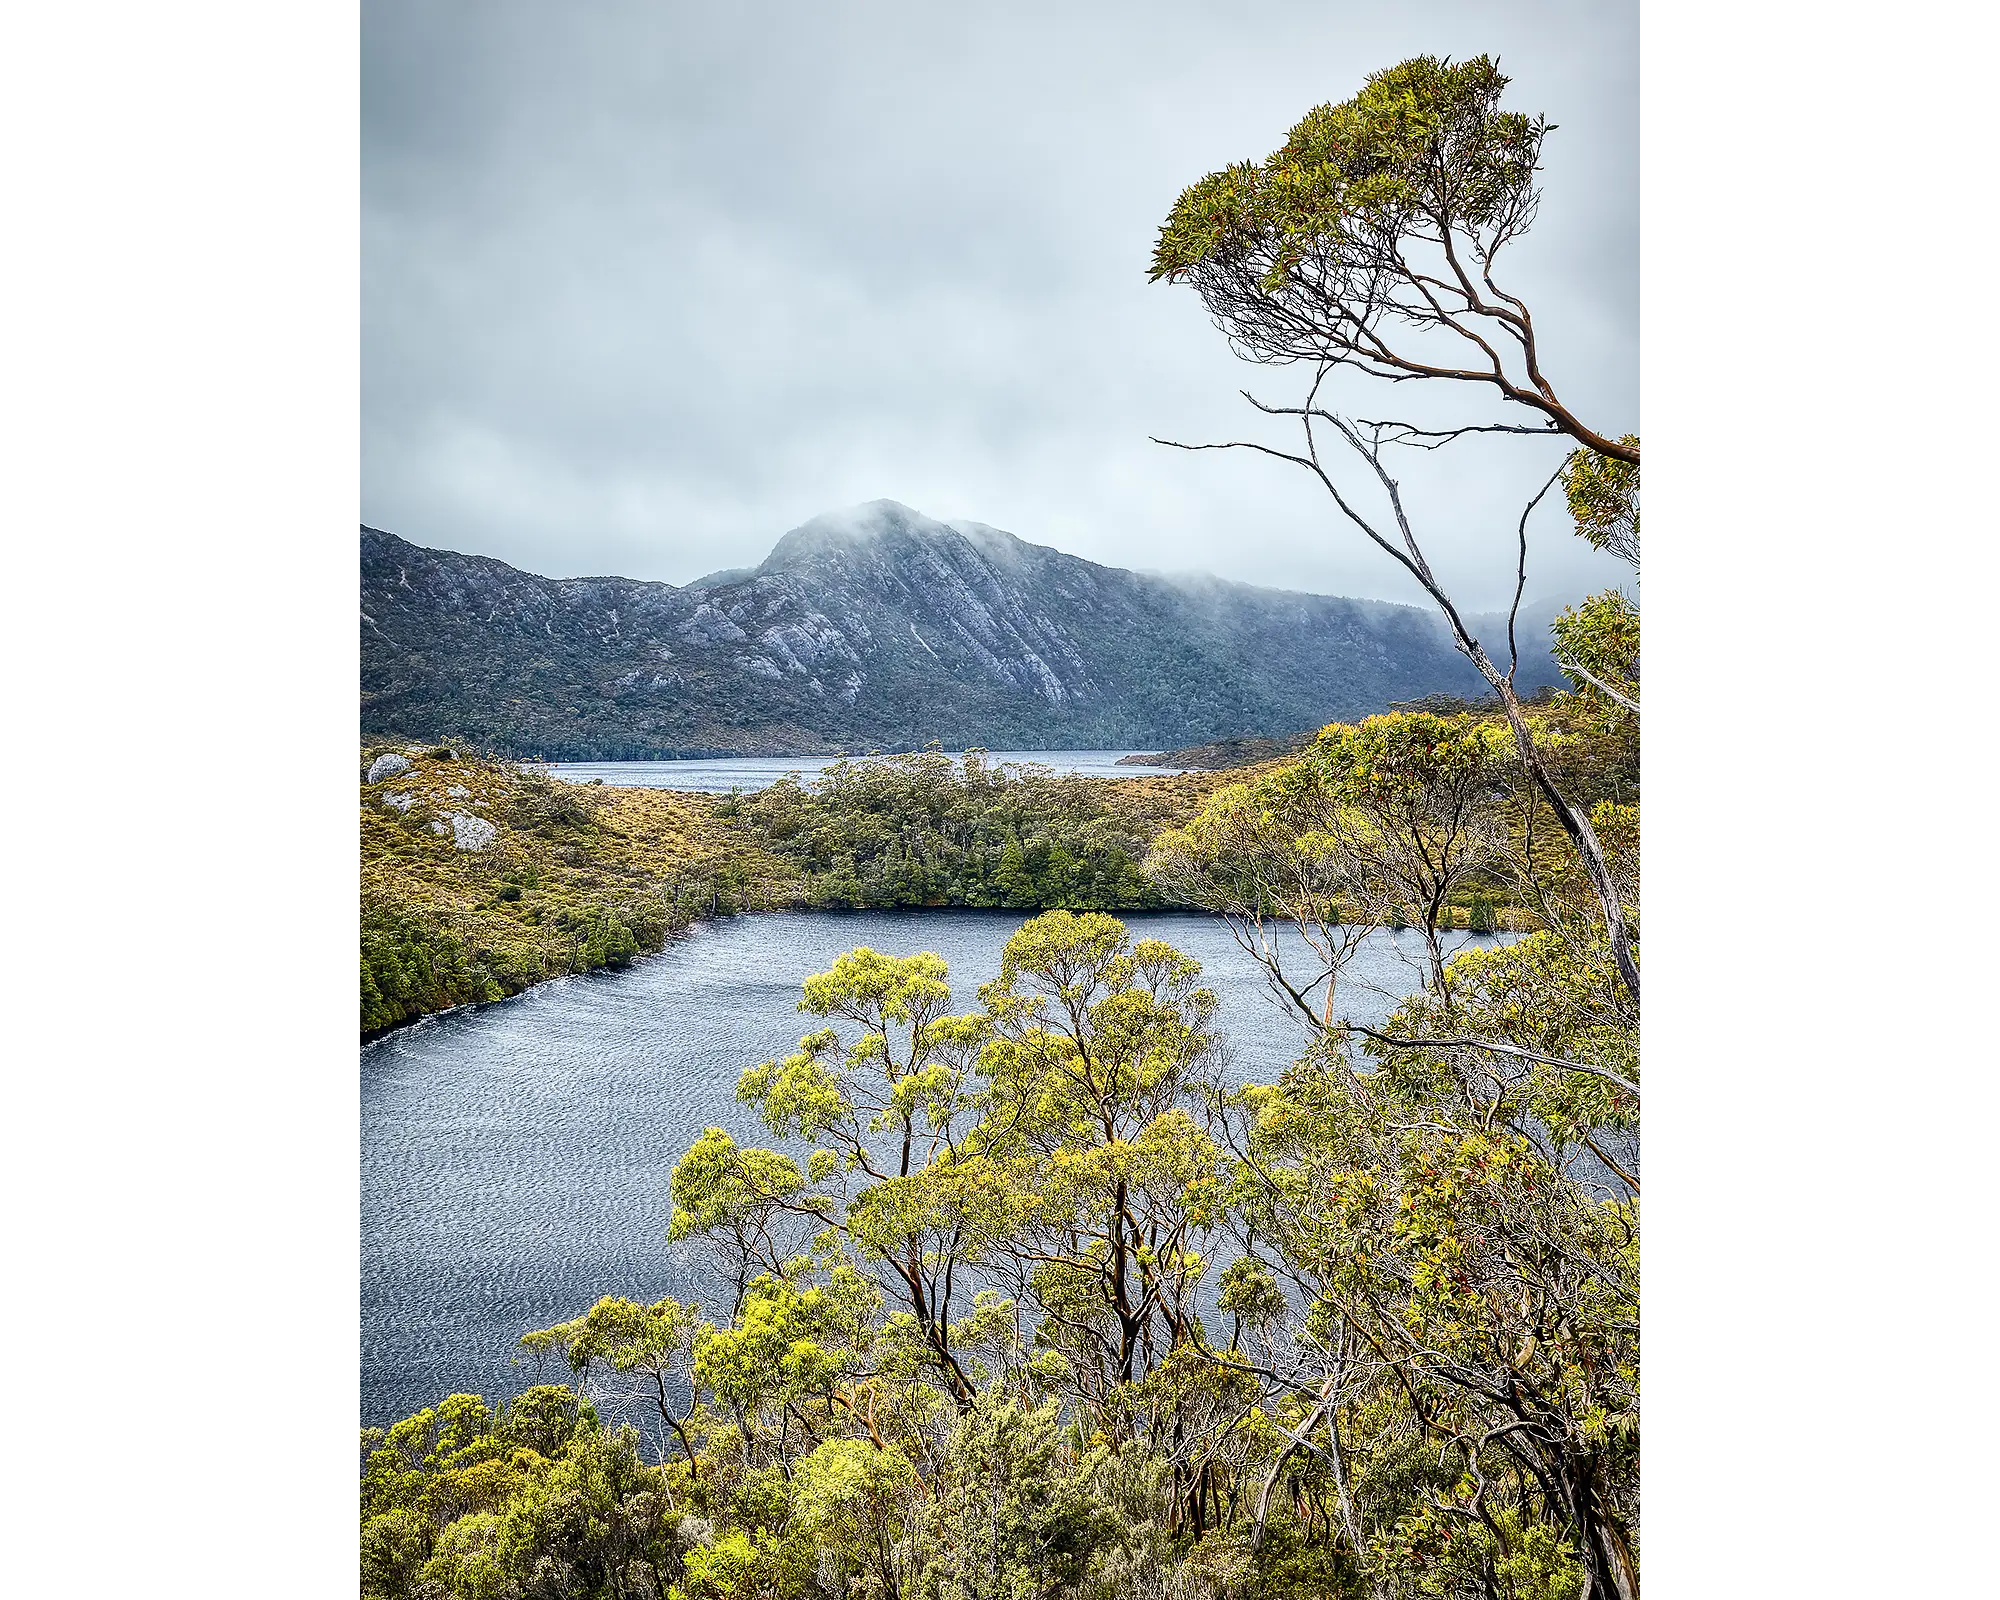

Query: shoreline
[{"left": 360, "top": 898, "right": 1536, "bottom": 1045}]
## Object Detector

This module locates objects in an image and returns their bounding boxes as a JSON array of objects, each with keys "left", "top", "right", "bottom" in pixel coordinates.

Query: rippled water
[
  {"left": 542, "top": 751, "right": 1184, "bottom": 791},
  {"left": 360, "top": 910, "right": 1512, "bottom": 1426}
]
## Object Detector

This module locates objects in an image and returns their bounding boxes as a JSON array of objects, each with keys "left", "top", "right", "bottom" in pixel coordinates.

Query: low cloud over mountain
[{"left": 362, "top": 501, "right": 1558, "bottom": 758}]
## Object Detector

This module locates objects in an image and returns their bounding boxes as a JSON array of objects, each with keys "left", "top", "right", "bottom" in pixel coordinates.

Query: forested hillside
[{"left": 360, "top": 502, "right": 1558, "bottom": 759}]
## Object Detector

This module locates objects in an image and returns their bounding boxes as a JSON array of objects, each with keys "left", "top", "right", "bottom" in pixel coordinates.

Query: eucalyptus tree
[
  {"left": 693, "top": 946, "right": 999, "bottom": 1405},
  {"left": 972, "top": 913, "right": 1225, "bottom": 1410},
  {"left": 1150, "top": 54, "right": 1642, "bottom": 1598},
  {"left": 1308, "top": 714, "right": 1507, "bottom": 996},
  {"left": 1150, "top": 53, "right": 1641, "bottom": 1003},
  {"left": 1148, "top": 54, "right": 1633, "bottom": 466},
  {"left": 1151, "top": 709, "right": 1517, "bottom": 1040},
  {"left": 519, "top": 1295, "right": 705, "bottom": 1480},
  {"left": 666, "top": 917, "right": 1233, "bottom": 1442}
]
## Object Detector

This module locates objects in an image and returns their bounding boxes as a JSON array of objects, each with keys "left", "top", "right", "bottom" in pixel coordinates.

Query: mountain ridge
[{"left": 360, "top": 500, "right": 1561, "bottom": 759}]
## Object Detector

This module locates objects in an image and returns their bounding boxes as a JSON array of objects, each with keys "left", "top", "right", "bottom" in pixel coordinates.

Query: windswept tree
[
  {"left": 1150, "top": 55, "right": 1633, "bottom": 465},
  {"left": 1150, "top": 54, "right": 1642, "bottom": 1600},
  {"left": 1150, "top": 52, "right": 1640, "bottom": 1003}
]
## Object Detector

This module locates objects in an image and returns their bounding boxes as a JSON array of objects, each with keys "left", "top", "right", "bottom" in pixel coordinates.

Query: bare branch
[
  {"left": 1357, "top": 418, "right": 1564, "bottom": 451},
  {"left": 1341, "top": 1022, "right": 1639, "bottom": 1098},
  {"left": 1553, "top": 656, "right": 1640, "bottom": 716},
  {"left": 1509, "top": 462, "right": 1566, "bottom": 682}
]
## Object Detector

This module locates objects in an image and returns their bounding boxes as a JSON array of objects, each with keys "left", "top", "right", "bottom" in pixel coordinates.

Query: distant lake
[
  {"left": 543, "top": 751, "right": 1184, "bottom": 792},
  {"left": 361, "top": 911, "right": 1520, "bottom": 1427}
]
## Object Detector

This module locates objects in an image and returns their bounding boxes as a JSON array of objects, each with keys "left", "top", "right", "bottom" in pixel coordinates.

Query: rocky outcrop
[{"left": 432, "top": 811, "right": 498, "bottom": 851}]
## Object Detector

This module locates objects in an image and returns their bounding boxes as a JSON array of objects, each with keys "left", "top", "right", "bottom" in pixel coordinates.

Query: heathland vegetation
[
  {"left": 360, "top": 749, "right": 795, "bottom": 1035},
  {"left": 359, "top": 745, "right": 1253, "bottom": 1036},
  {"left": 359, "top": 719, "right": 1600, "bottom": 1040},
  {"left": 361, "top": 54, "right": 1640, "bottom": 1600}
]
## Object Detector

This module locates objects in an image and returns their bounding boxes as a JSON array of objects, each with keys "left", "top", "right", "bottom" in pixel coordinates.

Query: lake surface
[
  {"left": 544, "top": 751, "right": 1183, "bottom": 791},
  {"left": 360, "top": 911, "right": 1515, "bottom": 1426}
]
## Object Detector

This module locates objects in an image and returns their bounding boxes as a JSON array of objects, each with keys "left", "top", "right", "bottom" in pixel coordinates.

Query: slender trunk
[
  {"left": 1564, "top": 1453, "right": 1636, "bottom": 1600},
  {"left": 1112, "top": 1178, "right": 1136, "bottom": 1384},
  {"left": 1250, "top": 1438, "right": 1304, "bottom": 1551},
  {"left": 1462, "top": 637, "right": 1639, "bottom": 1002},
  {"left": 653, "top": 1372, "right": 699, "bottom": 1479},
  {"left": 897, "top": 1253, "right": 975, "bottom": 1408},
  {"left": 1325, "top": 1406, "right": 1365, "bottom": 1561},
  {"left": 1421, "top": 912, "right": 1448, "bottom": 997}
]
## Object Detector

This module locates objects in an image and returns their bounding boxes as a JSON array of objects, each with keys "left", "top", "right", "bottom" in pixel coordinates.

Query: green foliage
[
  {"left": 358, "top": 1386, "right": 694, "bottom": 1600},
  {"left": 737, "top": 748, "right": 1175, "bottom": 913},
  {"left": 1551, "top": 591, "right": 1639, "bottom": 708},
  {"left": 1561, "top": 442, "right": 1640, "bottom": 566},
  {"left": 1155, "top": 710, "right": 1518, "bottom": 1004},
  {"left": 360, "top": 894, "right": 505, "bottom": 1035},
  {"left": 1150, "top": 55, "right": 1542, "bottom": 291},
  {"left": 359, "top": 746, "right": 807, "bottom": 1037}
]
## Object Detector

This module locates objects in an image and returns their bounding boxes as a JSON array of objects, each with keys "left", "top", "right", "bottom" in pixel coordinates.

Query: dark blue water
[
  {"left": 542, "top": 751, "right": 1183, "bottom": 791},
  {"left": 360, "top": 911, "right": 1511, "bottom": 1426}
]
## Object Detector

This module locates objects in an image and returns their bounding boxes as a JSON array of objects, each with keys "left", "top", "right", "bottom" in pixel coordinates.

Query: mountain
[{"left": 360, "top": 500, "right": 1554, "bottom": 759}]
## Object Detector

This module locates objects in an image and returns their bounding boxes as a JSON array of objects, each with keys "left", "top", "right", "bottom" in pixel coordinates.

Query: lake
[
  {"left": 542, "top": 750, "right": 1184, "bottom": 792},
  {"left": 360, "top": 910, "right": 1515, "bottom": 1426}
]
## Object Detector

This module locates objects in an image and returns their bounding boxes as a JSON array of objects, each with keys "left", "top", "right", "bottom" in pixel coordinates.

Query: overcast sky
[{"left": 362, "top": 0, "right": 1636, "bottom": 610}]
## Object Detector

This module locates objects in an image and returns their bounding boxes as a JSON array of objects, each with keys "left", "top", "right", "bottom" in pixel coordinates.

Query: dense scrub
[
  {"left": 732, "top": 749, "right": 1244, "bottom": 913},
  {"left": 358, "top": 747, "right": 1246, "bottom": 1037},
  {"left": 358, "top": 747, "right": 803, "bottom": 1036}
]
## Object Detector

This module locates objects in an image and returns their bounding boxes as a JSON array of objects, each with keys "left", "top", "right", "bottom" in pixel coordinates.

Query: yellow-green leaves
[
  {"left": 667, "top": 1128, "right": 810, "bottom": 1242},
  {"left": 996, "top": 909, "right": 1132, "bottom": 999},
  {"left": 786, "top": 1436, "right": 919, "bottom": 1555},
  {"left": 1150, "top": 54, "right": 1542, "bottom": 286},
  {"left": 691, "top": 1272, "right": 879, "bottom": 1413},
  {"left": 800, "top": 946, "right": 951, "bottom": 1028},
  {"left": 1562, "top": 440, "right": 1641, "bottom": 565},
  {"left": 846, "top": 1153, "right": 1027, "bottom": 1267},
  {"left": 1217, "top": 1257, "right": 1286, "bottom": 1333},
  {"left": 519, "top": 1294, "right": 700, "bottom": 1383},
  {"left": 1552, "top": 589, "right": 1640, "bottom": 711}
]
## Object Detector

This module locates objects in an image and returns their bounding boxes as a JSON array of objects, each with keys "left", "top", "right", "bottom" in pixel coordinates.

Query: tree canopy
[{"left": 1151, "top": 55, "right": 1633, "bottom": 465}]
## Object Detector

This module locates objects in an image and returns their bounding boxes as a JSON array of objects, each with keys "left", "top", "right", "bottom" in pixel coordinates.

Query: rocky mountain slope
[{"left": 361, "top": 500, "right": 1551, "bottom": 757}]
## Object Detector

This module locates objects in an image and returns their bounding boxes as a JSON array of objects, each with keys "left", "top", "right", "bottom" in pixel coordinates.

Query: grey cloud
[{"left": 363, "top": 0, "right": 1636, "bottom": 610}]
